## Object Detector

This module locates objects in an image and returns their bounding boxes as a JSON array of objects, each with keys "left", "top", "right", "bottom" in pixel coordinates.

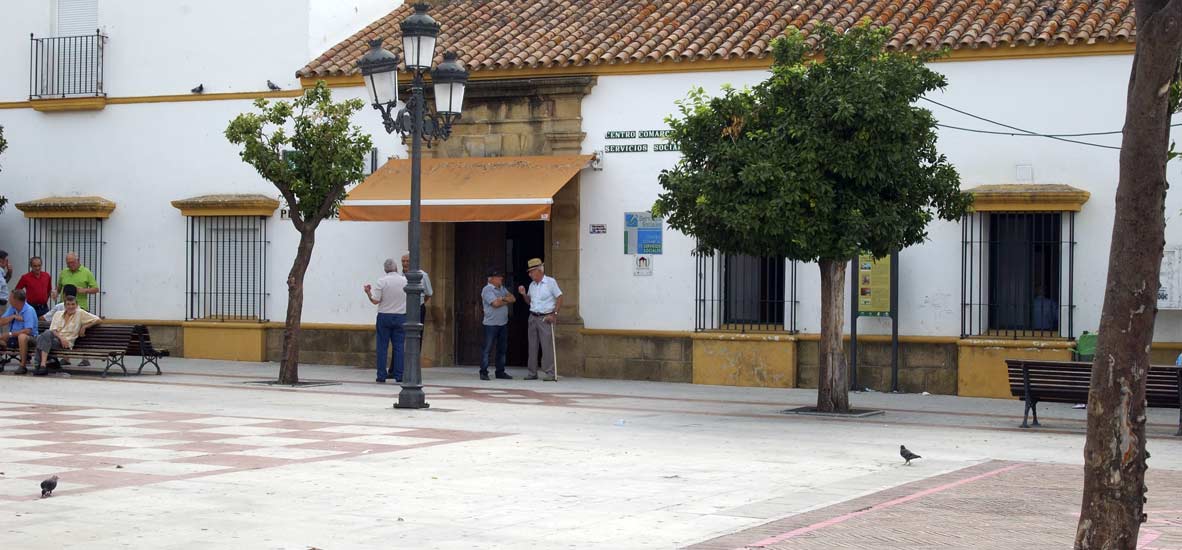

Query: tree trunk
[
  {"left": 278, "top": 229, "right": 316, "bottom": 385},
  {"left": 817, "top": 259, "right": 849, "bottom": 413},
  {"left": 1076, "top": 2, "right": 1182, "bottom": 547}
]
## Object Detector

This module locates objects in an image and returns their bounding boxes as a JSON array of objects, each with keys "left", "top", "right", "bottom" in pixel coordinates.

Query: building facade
[{"left": 2, "top": 0, "right": 1180, "bottom": 398}]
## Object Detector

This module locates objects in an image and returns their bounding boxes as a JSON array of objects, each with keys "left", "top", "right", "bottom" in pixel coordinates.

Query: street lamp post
[{"left": 357, "top": 2, "right": 468, "bottom": 409}]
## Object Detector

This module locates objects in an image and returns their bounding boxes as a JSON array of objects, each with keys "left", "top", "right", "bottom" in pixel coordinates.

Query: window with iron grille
[
  {"left": 696, "top": 251, "right": 797, "bottom": 332},
  {"left": 27, "top": 217, "right": 104, "bottom": 316},
  {"left": 185, "top": 216, "right": 268, "bottom": 321},
  {"left": 961, "top": 211, "right": 1076, "bottom": 338}
]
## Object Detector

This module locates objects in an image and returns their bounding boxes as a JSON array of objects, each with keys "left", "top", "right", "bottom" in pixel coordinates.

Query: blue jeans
[
  {"left": 481, "top": 324, "right": 508, "bottom": 375},
  {"left": 376, "top": 313, "right": 406, "bottom": 381}
]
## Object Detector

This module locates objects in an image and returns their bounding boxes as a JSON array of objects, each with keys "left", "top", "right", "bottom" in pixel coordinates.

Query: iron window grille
[
  {"left": 185, "top": 216, "right": 269, "bottom": 322},
  {"left": 696, "top": 251, "right": 798, "bottom": 332},
  {"left": 961, "top": 211, "right": 1076, "bottom": 339},
  {"left": 29, "top": 30, "right": 106, "bottom": 99},
  {"left": 27, "top": 217, "right": 104, "bottom": 316}
]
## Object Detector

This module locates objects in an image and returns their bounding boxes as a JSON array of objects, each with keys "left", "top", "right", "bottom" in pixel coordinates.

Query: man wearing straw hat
[{"left": 517, "top": 257, "right": 561, "bottom": 381}]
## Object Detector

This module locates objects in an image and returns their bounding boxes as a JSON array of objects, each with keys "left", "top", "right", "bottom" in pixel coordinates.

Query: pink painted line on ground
[
  {"left": 1138, "top": 529, "right": 1162, "bottom": 549},
  {"left": 736, "top": 463, "right": 1027, "bottom": 550}
]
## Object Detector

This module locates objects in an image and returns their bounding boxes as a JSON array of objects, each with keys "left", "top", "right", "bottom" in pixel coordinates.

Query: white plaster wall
[
  {"left": 0, "top": 2, "right": 54, "bottom": 100},
  {"left": 0, "top": 85, "right": 409, "bottom": 324},
  {"left": 308, "top": 0, "right": 400, "bottom": 62},
  {"left": 579, "top": 55, "right": 1182, "bottom": 341},
  {"left": 1, "top": 0, "right": 320, "bottom": 101}
]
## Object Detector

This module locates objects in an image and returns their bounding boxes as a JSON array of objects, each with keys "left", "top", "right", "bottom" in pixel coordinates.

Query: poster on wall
[
  {"left": 634, "top": 254, "right": 653, "bottom": 276},
  {"left": 624, "top": 211, "right": 663, "bottom": 254},
  {"left": 857, "top": 253, "right": 891, "bottom": 317},
  {"left": 1159, "top": 246, "right": 1182, "bottom": 310}
]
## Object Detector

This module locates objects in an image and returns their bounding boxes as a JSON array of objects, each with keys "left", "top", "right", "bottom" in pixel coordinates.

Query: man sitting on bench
[
  {"left": 0, "top": 289, "right": 40, "bottom": 374},
  {"left": 32, "top": 295, "right": 99, "bottom": 376}
]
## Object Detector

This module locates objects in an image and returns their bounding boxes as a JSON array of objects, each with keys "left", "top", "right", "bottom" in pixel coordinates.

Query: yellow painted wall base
[
  {"left": 691, "top": 333, "right": 797, "bottom": 388},
  {"left": 956, "top": 340, "right": 1074, "bottom": 398},
  {"left": 183, "top": 322, "right": 267, "bottom": 362}
]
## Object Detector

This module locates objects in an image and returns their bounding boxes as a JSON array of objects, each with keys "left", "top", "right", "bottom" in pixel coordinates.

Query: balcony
[{"left": 29, "top": 31, "right": 108, "bottom": 111}]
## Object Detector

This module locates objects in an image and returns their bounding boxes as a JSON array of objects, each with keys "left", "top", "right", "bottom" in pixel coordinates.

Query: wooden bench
[
  {"left": 1006, "top": 359, "right": 1182, "bottom": 435},
  {"left": 126, "top": 325, "right": 169, "bottom": 375},
  {"left": 1, "top": 323, "right": 169, "bottom": 377},
  {"left": 46, "top": 324, "right": 138, "bottom": 377}
]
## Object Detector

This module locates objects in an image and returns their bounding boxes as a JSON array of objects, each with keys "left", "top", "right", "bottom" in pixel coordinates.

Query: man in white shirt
[
  {"left": 402, "top": 253, "right": 433, "bottom": 323},
  {"left": 364, "top": 258, "right": 407, "bottom": 384},
  {"left": 517, "top": 257, "right": 562, "bottom": 381}
]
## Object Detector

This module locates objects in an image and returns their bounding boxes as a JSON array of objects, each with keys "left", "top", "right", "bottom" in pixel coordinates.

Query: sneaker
[
  {"left": 542, "top": 375, "right": 558, "bottom": 382},
  {"left": 33, "top": 368, "right": 48, "bottom": 376},
  {"left": 524, "top": 375, "right": 539, "bottom": 380},
  {"left": 78, "top": 359, "right": 90, "bottom": 367},
  {"left": 495, "top": 372, "right": 514, "bottom": 380},
  {"left": 479, "top": 373, "right": 490, "bottom": 381},
  {"left": 376, "top": 378, "right": 386, "bottom": 384},
  {"left": 14, "top": 367, "right": 28, "bottom": 375}
]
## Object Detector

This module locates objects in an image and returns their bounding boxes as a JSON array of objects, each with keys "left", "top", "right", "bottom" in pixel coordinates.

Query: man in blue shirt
[
  {"left": 480, "top": 268, "right": 516, "bottom": 381},
  {"left": 0, "top": 289, "right": 39, "bottom": 373}
]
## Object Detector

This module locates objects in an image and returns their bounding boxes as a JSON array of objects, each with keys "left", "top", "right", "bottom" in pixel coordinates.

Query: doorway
[{"left": 454, "top": 221, "right": 546, "bottom": 366}]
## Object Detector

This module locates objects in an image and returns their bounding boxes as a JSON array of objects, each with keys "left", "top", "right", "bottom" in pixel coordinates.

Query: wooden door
[
  {"left": 454, "top": 222, "right": 506, "bottom": 365},
  {"left": 504, "top": 221, "right": 546, "bottom": 367}
]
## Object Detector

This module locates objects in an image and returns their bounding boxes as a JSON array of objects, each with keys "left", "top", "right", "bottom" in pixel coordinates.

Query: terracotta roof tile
[{"left": 298, "top": 0, "right": 1136, "bottom": 78}]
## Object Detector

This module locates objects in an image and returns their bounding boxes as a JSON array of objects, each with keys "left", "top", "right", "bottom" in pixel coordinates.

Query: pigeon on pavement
[
  {"left": 900, "top": 445, "right": 922, "bottom": 466},
  {"left": 40, "top": 475, "right": 58, "bottom": 498}
]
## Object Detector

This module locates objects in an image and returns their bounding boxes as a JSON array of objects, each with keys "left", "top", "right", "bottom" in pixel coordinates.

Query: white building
[{"left": 2, "top": 0, "right": 1178, "bottom": 398}]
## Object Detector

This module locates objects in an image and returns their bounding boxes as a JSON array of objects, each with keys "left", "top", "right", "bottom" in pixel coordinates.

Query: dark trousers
[
  {"left": 480, "top": 324, "right": 509, "bottom": 375},
  {"left": 30, "top": 303, "right": 49, "bottom": 318},
  {"left": 376, "top": 313, "right": 406, "bottom": 381}
]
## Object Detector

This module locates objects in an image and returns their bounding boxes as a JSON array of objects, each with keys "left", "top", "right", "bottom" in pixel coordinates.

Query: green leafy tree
[
  {"left": 653, "top": 22, "right": 970, "bottom": 413},
  {"left": 225, "top": 81, "right": 373, "bottom": 384}
]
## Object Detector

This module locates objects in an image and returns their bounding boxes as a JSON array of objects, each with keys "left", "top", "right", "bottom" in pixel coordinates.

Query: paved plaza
[{"left": 2, "top": 360, "right": 1182, "bottom": 549}]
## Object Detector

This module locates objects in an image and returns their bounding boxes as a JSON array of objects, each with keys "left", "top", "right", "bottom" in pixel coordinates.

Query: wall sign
[
  {"left": 1160, "top": 246, "right": 1182, "bottom": 310},
  {"left": 857, "top": 253, "right": 891, "bottom": 317},
  {"left": 634, "top": 254, "right": 653, "bottom": 276},
  {"left": 589, "top": 224, "right": 607, "bottom": 234},
  {"left": 624, "top": 212, "right": 663, "bottom": 255},
  {"left": 603, "top": 129, "right": 679, "bottom": 153},
  {"left": 604, "top": 144, "right": 648, "bottom": 153}
]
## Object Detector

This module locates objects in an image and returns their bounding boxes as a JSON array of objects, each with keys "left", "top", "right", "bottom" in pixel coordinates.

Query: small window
[
  {"left": 962, "top": 211, "right": 1075, "bottom": 338},
  {"left": 27, "top": 217, "right": 104, "bottom": 316},
  {"left": 696, "top": 250, "right": 796, "bottom": 332},
  {"left": 186, "top": 216, "right": 268, "bottom": 321}
]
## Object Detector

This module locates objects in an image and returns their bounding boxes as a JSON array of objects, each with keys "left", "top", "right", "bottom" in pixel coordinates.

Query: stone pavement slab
[{"left": 1, "top": 359, "right": 1181, "bottom": 549}]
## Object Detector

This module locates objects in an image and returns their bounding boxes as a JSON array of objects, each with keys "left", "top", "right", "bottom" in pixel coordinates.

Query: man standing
[
  {"left": 480, "top": 268, "right": 515, "bottom": 381},
  {"left": 517, "top": 258, "right": 561, "bottom": 381},
  {"left": 401, "top": 253, "right": 432, "bottom": 323},
  {"left": 16, "top": 257, "right": 52, "bottom": 317},
  {"left": 34, "top": 295, "right": 99, "bottom": 376},
  {"left": 364, "top": 258, "right": 407, "bottom": 384},
  {"left": 0, "top": 290, "right": 39, "bottom": 374},
  {"left": 0, "top": 250, "right": 10, "bottom": 308},
  {"left": 57, "top": 252, "right": 99, "bottom": 312}
]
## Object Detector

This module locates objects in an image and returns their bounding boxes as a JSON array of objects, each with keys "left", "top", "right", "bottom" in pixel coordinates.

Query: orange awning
[{"left": 340, "top": 155, "right": 593, "bottom": 222}]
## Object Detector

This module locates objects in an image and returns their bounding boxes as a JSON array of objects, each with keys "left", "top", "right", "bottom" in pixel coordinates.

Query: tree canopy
[
  {"left": 652, "top": 22, "right": 971, "bottom": 261},
  {"left": 225, "top": 81, "right": 373, "bottom": 230}
]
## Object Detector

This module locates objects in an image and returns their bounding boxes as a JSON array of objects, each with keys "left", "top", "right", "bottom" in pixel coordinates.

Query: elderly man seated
[
  {"left": 32, "top": 295, "right": 99, "bottom": 376},
  {"left": 0, "top": 289, "right": 39, "bottom": 374}
]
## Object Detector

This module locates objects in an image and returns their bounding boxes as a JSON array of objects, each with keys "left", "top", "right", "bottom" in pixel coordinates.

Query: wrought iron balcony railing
[{"left": 29, "top": 31, "right": 107, "bottom": 100}]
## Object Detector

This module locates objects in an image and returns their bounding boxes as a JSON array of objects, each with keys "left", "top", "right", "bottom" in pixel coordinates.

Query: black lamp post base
[{"left": 394, "top": 387, "right": 430, "bottom": 409}]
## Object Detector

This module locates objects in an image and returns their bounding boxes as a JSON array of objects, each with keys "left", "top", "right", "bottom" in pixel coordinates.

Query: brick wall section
[
  {"left": 797, "top": 341, "right": 957, "bottom": 394},
  {"left": 581, "top": 333, "right": 693, "bottom": 382}
]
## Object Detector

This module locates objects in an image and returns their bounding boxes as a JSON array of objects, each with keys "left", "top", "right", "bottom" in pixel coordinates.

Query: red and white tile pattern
[{"left": 0, "top": 402, "right": 503, "bottom": 501}]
